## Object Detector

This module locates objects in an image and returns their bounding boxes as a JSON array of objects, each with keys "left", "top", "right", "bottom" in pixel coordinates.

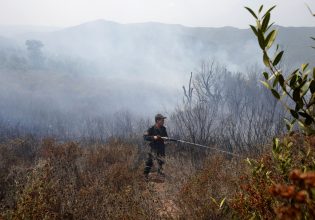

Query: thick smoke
[{"left": 0, "top": 21, "right": 314, "bottom": 139}]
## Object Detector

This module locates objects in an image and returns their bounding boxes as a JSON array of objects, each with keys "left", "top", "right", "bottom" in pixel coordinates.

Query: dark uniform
[{"left": 143, "top": 125, "right": 168, "bottom": 177}]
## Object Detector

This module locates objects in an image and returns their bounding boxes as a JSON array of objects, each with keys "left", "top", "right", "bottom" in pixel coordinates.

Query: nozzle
[{"left": 161, "top": 137, "right": 178, "bottom": 142}]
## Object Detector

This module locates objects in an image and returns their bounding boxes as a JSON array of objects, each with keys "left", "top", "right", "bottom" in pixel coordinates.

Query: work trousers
[{"left": 144, "top": 148, "right": 165, "bottom": 175}]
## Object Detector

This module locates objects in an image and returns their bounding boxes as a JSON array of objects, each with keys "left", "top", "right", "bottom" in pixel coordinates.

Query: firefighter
[{"left": 143, "top": 113, "right": 168, "bottom": 180}]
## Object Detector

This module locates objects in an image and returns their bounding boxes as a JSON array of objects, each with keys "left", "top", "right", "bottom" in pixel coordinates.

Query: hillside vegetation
[
  {"left": 0, "top": 132, "right": 314, "bottom": 219},
  {"left": 1, "top": 4, "right": 315, "bottom": 220}
]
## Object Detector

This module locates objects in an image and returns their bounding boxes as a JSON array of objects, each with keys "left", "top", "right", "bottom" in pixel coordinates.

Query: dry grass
[
  {"left": 1, "top": 134, "right": 315, "bottom": 219},
  {"left": 0, "top": 138, "right": 161, "bottom": 219}
]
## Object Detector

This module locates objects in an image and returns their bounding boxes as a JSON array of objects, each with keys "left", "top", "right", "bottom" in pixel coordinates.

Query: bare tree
[
  {"left": 25, "top": 40, "right": 45, "bottom": 67},
  {"left": 171, "top": 60, "right": 286, "bottom": 155},
  {"left": 171, "top": 61, "right": 223, "bottom": 145}
]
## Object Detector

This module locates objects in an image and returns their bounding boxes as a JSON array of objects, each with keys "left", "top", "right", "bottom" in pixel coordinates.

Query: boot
[
  {"left": 157, "top": 169, "right": 165, "bottom": 177},
  {"left": 143, "top": 173, "right": 149, "bottom": 182}
]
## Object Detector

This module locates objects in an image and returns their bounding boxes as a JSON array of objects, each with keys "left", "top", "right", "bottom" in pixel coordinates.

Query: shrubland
[{"left": 1, "top": 4, "right": 315, "bottom": 220}]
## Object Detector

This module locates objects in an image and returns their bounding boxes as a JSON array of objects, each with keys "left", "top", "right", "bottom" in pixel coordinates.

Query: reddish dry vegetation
[
  {"left": 0, "top": 134, "right": 315, "bottom": 219},
  {"left": 0, "top": 138, "right": 161, "bottom": 219},
  {"left": 231, "top": 134, "right": 315, "bottom": 220}
]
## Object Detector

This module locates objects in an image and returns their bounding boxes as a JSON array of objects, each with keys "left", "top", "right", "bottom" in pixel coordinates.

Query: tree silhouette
[{"left": 25, "top": 40, "right": 44, "bottom": 67}]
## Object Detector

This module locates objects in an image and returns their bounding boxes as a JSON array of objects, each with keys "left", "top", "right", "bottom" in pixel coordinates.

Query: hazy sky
[{"left": 0, "top": 0, "right": 314, "bottom": 28}]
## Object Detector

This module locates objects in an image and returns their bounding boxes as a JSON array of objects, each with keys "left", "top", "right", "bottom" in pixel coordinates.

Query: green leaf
[
  {"left": 301, "top": 81, "right": 311, "bottom": 97},
  {"left": 284, "top": 118, "right": 290, "bottom": 125},
  {"left": 249, "top": 25, "right": 258, "bottom": 37},
  {"left": 284, "top": 118, "right": 294, "bottom": 131},
  {"left": 219, "top": 198, "right": 226, "bottom": 209},
  {"left": 289, "top": 72, "right": 298, "bottom": 88},
  {"left": 310, "top": 80, "right": 315, "bottom": 93},
  {"left": 261, "top": 12, "right": 270, "bottom": 32},
  {"left": 257, "top": 29, "right": 265, "bottom": 49},
  {"left": 273, "top": 51, "right": 284, "bottom": 66},
  {"left": 290, "top": 109, "right": 299, "bottom": 119},
  {"left": 296, "top": 75, "right": 303, "bottom": 86},
  {"left": 210, "top": 197, "right": 218, "bottom": 206},
  {"left": 265, "top": 30, "right": 277, "bottom": 49},
  {"left": 263, "top": 72, "right": 269, "bottom": 80},
  {"left": 298, "top": 112, "right": 314, "bottom": 125},
  {"left": 302, "top": 70, "right": 311, "bottom": 80},
  {"left": 256, "top": 20, "right": 262, "bottom": 30},
  {"left": 291, "top": 69, "right": 300, "bottom": 75},
  {"left": 299, "top": 111, "right": 310, "bottom": 118},
  {"left": 279, "top": 74, "right": 285, "bottom": 87},
  {"left": 305, "top": 117, "right": 313, "bottom": 126},
  {"left": 245, "top": 7, "right": 258, "bottom": 19},
  {"left": 266, "top": 22, "right": 275, "bottom": 32},
  {"left": 295, "top": 102, "right": 303, "bottom": 111},
  {"left": 260, "top": 80, "right": 271, "bottom": 89},
  {"left": 273, "top": 74, "right": 279, "bottom": 87},
  {"left": 298, "top": 121, "right": 315, "bottom": 135},
  {"left": 301, "top": 63, "right": 309, "bottom": 72},
  {"left": 293, "top": 88, "right": 301, "bottom": 102},
  {"left": 292, "top": 118, "right": 297, "bottom": 124},
  {"left": 258, "top": 5, "right": 264, "bottom": 14},
  {"left": 297, "top": 78, "right": 307, "bottom": 90},
  {"left": 262, "top": 5, "right": 276, "bottom": 19},
  {"left": 271, "top": 89, "right": 280, "bottom": 99},
  {"left": 263, "top": 52, "right": 270, "bottom": 67}
]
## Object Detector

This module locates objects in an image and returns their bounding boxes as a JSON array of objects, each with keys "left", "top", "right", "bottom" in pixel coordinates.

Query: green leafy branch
[{"left": 245, "top": 5, "right": 315, "bottom": 135}]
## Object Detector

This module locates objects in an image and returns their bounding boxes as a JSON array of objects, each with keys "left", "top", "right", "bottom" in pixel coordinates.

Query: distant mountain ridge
[
  {"left": 0, "top": 20, "right": 315, "bottom": 119},
  {"left": 1, "top": 20, "right": 315, "bottom": 74}
]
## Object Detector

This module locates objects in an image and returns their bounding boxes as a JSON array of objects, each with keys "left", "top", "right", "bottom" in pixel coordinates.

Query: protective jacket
[{"left": 143, "top": 125, "right": 168, "bottom": 156}]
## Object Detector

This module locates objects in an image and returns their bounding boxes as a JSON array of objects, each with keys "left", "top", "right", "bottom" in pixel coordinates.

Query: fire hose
[{"left": 161, "top": 137, "right": 241, "bottom": 158}]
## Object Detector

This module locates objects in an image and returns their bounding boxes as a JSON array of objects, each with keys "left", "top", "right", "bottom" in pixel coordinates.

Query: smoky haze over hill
[{"left": 0, "top": 20, "right": 314, "bottom": 138}]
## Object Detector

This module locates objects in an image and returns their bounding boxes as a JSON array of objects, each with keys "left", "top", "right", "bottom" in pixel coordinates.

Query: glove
[{"left": 153, "top": 135, "right": 162, "bottom": 140}]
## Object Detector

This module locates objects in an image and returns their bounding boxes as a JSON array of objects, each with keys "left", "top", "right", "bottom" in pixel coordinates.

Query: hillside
[{"left": 5, "top": 20, "right": 314, "bottom": 73}]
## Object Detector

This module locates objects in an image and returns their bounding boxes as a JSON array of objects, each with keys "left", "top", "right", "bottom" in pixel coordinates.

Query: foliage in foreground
[
  {"left": 230, "top": 5, "right": 315, "bottom": 219},
  {"left": 0, "top": 134, "right": 314, "bottom": 219},
  {"left": 245, "top": 5, "right": 315, "bottom": 134}
]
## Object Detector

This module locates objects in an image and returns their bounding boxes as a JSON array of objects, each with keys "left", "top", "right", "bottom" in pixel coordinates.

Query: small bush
[{"left": 176, "top": 154, "right": 241, "bottom": 219}]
